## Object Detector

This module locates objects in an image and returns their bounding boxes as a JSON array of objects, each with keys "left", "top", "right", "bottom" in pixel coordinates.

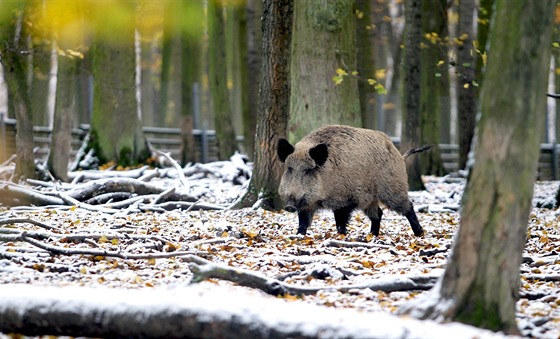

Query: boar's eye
[{"left": 287, "top": 166, "right": 293, "bottom": 174}]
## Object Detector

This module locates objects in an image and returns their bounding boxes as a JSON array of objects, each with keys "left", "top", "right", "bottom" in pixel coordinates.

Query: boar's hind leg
[
  {"left": 297, "top": 210, "right": 314, "bottom": 235},
  {"left": 403, "top": 202, "right": 424, "bottom": 236},
  {"left": 333, "top": 206, "right": 354, "bottom": 235},
  {"left": 365, "top": 205, "right": 383, "bottom": 236}
]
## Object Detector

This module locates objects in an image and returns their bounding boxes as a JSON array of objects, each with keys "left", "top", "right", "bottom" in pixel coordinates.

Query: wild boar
[{"left": 277, "top": 125, "right": 427, "bottom": 237}]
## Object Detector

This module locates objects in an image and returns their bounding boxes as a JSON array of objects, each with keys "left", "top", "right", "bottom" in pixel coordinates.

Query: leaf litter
[{"left": 0, "top": 163, "right": 559, "bottom": 338}]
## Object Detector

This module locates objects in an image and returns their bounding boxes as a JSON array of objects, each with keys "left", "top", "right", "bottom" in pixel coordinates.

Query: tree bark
[
  {"left": 419, "top": 0, "right": 447, "bottom": 176},
  {"left": 399, "top": 0, "right": 555, "bottom": 334},
  {"left": 232, "top": 0, "right": 293, "bottom": 210},
  {"left": 1, "top": 4, "right": 38, "bottom": 180},
  {"left": 456, "top": 0, "right": 477, "bottom": 170},
  {"left": 209, "top": 0, "right": 238, "bottom": 160},
  {"left": 90, "top": 14, "right": 148, "bottom": 167},
  {"left": 355, "top": 0, "right": 376, "bottom": 130},
  {"left": 401, "top": 0, "right": 425, "bottom": 191},
  {"left": 180, "top": 1, "right": 204, "bottom": 165},
  {"left": 288, "top": 0, "right": 360, "bottom": 141},
  {"left": 243, "top": 0, "right": 262, "bottom": 159}
]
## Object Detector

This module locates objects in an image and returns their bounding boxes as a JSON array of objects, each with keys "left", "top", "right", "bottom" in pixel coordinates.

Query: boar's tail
[{"left": 402, "top": 145, "right": 432, "bottom": 159}]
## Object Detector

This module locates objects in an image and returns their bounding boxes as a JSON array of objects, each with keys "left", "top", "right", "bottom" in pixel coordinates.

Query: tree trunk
[
  {"left": 401, "top": 0, "right": 425, "bottom": 191},
  {"left": 46, "top": 51, "right": 77, "bottom": 182},
  {"left": 355, "top": 0, "right": 376, "bottom": 130},
  {"left": 232, "top": 0, "right": 293, "bottom": 210},
  {"left": 456, "top": 0, "right": 477, "bottom": 170},
  {"left": 209, "top": 0, "right": 238, "bottom": 160},
  {"left": 90, "top": 20, "right": 147, "bottom": 167},
  {"left": 243, "top": 0, "right": 262, "bottom": 159},
  {"left": 180, "top": 1, "right": 204, "bottom": 165},
  {"left": 288, "top": 0, "right": 360, "bottom": 142},
  {"left": 419, "top": 0, "right": 447, "bottom": 177},
  {"left": 1, "top": 4, "right": 37, "bottom": 180},
  {"left": 399, "top": 0, "right": 555, "bottom": 334}
]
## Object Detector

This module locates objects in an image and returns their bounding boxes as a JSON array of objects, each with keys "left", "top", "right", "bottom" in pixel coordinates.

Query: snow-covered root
[{"left": 0, "top": 283, "right": 512, "bottom": 339}]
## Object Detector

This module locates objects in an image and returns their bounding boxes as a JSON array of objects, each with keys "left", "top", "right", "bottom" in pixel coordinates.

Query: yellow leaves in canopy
[{"left": 18, "top": 0, "right": 205, "bottom": 48}]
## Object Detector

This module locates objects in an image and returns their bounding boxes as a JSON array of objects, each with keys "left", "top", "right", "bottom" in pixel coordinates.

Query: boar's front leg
[
  {"left": 297, "top": 210, "right": 314, "bottom": 235},
  {"left": 333, "top": 206, "right": 354, "bottom": 235}
]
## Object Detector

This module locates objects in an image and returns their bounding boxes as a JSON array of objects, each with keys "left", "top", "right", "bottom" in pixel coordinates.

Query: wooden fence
[{"left": 1, "top": 114, "right": 559, "bottom": 180}]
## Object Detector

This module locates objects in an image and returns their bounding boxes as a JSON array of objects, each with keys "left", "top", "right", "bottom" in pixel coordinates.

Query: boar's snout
[{"left": 284, "top": 205, "right": 297, "bottom": 213}]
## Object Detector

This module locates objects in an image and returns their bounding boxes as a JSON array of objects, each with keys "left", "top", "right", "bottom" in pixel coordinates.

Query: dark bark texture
[
  {"left": 232, "top": 0, "right": 293, "bottom": 210},
  {"left": 399, "top": 0, "right": 555, "bottom": 334}
]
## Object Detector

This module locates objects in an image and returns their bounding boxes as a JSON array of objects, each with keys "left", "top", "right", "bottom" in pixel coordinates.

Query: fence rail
[{"left": 1, "top": 114, "right": 559, "bottom": 180}]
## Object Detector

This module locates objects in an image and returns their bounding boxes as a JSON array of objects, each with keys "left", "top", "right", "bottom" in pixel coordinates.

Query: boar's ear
[
  {"left": 277, "top": 138, "right": 294, "bottom": 163},
  {"left": 309, "top": 143, "right": 328, "bottom": 167}
]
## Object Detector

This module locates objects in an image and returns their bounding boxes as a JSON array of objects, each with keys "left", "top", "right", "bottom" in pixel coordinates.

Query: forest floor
[{"left": 0, "top": 160, "right": 559, "bottom": 338}]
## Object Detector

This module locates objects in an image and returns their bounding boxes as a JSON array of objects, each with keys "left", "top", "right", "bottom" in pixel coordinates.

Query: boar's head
[{"left": 277, "top": 138, "right": 328, "bottom": 212}]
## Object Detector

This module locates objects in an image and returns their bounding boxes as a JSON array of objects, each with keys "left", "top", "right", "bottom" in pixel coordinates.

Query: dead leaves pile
[{"left": 0, "top": 178, "right": 559, "bottom": 338}]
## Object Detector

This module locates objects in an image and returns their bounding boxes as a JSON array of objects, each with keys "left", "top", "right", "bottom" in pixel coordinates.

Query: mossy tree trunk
[
  {"left": 401, "top": 0, "right": 425, "bottom": 191},
  {"left": 1, "top": 3, "right": 38, "bottom": 180},
  {"left": 232, "top": 0, "right": 293, "bottom": 210},
  {"left": 456, "top": 0, "right": 476, "bottom": 170},
  {"left": 208, "top": 0, "right": 238, "bottom": 160},
  {"left": 90, "top": 19, "right": 147, "bottom": 167},
  {"left": 399, "top": 0, "right": 555, "bottom": 334},
  {"left": 419, "top": 0, "right": 447, "bottom": 176},
  {"left": 288, "top": 0, "right": 360, "bottom": 142},
  {"left": 180, "top": 0, "right": 204, "bottom": 165}
]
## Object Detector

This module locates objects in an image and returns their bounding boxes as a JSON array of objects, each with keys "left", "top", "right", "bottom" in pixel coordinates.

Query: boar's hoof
[{"left": 284, "top": 205, "right": 297, "bottom": 213}]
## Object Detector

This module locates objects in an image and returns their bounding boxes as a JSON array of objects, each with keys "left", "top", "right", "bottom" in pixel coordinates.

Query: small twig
[
  {"left": 0, "top": 154, "right": 16, "bottom": 167},
  {"left": 322, "top": 239, "right": 393, "bottom": 250},
  {"left": 0, "top": 217, "right": 59, "bottom": 230},
  {"left": 152, "top": 186, "right": 176, "bottom": 205},
  {"left": 150, "top": 147, "right": 189, "bottom": 189},
  {"left": 20, "top": 232, "right": 205, "bottom": 260}
]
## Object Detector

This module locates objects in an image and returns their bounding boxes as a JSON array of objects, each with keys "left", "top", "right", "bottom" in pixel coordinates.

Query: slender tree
[
  {"left": 208, "top": 0, "right": 238, "bottom": 160},
  {"left": 289, "top": 0, "right": 360, "bottom": 141},
  {"left": 419, "top": 0, "right": 447, "bottom": 176},
  {"left": 243, "top": 0, "right": 263, "bottom": 159},
  {"left": 401, "top": 0, "right": 424, "bottom": 190},
  {"left": 232, "top": 0, "right": 293, "bottom": 210},
  {"left": 399, "top": 0, "right": 555, "bottom": 334},
  {"left": 46, "top": 50, "right": 78, "bottom": 181},
  {"left": 456, "top": 0, "right": 477, "bottom": 170},
  {"left": 355, "top": 0, "right": 376, "bottom": 129}
]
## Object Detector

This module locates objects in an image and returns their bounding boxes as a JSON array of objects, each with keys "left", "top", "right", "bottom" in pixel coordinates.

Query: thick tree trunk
[
  {"left": 209, "top": 0, "right": 238, "bottom": 160},
  {"left": 401, "top": 0, "right": 425, "bottom": 191},
  {"left": 399, "top": 0, "right": 555, "bottom": 334},
  {"left": 90, "top": 20, "right": 147, "bottom": 167},
  {"left": 456, "top": 0, "right": 477, "bottom": 170},
  {"left": 288, "top": 0, "right": 360, "bottom": 142},
  {"left": 232, "top": 0, "right": 293, "bottom": 210},
  {"left": 1, "top": 5, "right": 37, "bottom": 180}
]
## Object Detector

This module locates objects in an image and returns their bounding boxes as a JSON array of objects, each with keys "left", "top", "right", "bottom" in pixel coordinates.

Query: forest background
[{"left": 2, "top": 0, "right": 559, "bottom": 182}]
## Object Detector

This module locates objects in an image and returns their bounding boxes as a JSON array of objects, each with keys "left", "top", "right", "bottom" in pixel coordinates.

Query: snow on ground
[{"left": 0, "top": 165, "right": 559, "bottom": 338}]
